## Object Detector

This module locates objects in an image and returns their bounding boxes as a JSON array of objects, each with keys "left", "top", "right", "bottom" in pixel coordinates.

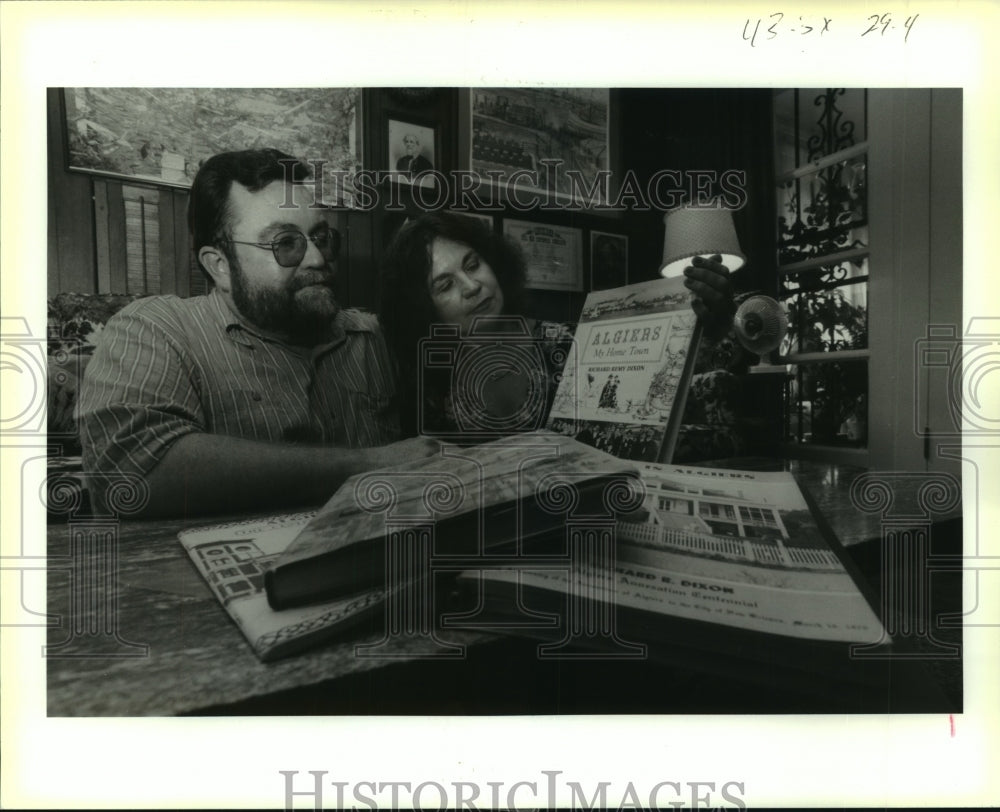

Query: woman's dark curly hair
[{"left": 379, "top": 211, "right": 529, "bottom": 436}]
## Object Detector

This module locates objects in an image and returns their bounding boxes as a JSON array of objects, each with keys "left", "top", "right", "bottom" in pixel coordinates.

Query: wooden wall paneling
[
  {"left": 344, "top": 209, "right": 376, "bottom": 310},
  {"left": 54, "top": 172, "right": 98, "bottom": 294},
  {"left": 47, "top": 173, "right": 62, "bottom": 294},
  {"left": 456, "top": 90, "right": 472, "bottom": 184},
  {"left": 607, "top": 88, "right": 623, "bottom": 212},
  {"left": 47, "top": 90, "right": 64, "bottom": 294},
  {"left": 106, "top": 182, "right": 128, "bottom": 294},
  {"left": 158, "top": 189, "right": 178, "bottom": 295},
  {"left": 47, "top": 88, "right": 97, "bottom": 294},
  {"left": 93, "top": 179, "right": 112, "bottom": 293},
  {"left": 173, "top": 191, "right": 191, "bottom": 298}
]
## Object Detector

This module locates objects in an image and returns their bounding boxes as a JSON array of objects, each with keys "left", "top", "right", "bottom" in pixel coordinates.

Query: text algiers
[{"left": 590, "top": 325, "right": 663, "bottom": 345}]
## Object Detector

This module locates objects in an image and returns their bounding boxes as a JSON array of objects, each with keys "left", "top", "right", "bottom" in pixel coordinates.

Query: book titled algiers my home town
[{"left": 546, "top": 274, "right": 700, "bottom": 463}]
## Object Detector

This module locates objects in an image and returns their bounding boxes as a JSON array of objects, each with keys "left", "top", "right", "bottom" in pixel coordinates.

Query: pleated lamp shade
[{"left": 660, "top": 204, "right": 746, "bottom": 278}]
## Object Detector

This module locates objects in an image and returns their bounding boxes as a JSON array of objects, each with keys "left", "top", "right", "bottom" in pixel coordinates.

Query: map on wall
[
  {"left": 63, "top": 87, "right": 361, "bottom": 204},
  {"left": 470, "top": 88, "right": 609, "bottom": 203}
]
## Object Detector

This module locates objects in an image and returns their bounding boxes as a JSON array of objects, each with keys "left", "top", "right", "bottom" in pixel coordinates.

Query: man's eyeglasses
[{"left": 228, "top": 226, "right": 341, "bottom": 268}]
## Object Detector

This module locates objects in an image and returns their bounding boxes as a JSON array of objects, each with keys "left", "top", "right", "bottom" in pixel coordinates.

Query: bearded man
[{"left": 78, "top": 149, "right": 437, "bottom": 517}]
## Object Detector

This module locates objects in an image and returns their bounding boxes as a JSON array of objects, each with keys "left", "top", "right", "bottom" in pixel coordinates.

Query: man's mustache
[{"left": 290, "top": 268, "right": 335, "bottom": 290}]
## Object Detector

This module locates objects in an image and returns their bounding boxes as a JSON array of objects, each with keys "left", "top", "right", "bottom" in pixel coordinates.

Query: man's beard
[{"left": 229, "top": 255, "right": 340, "bottom": 345}]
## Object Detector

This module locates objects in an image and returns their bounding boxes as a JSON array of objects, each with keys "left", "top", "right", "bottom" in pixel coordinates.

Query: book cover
[
  {"left": 545, "top": 275, "right": 700, "bottom": 463},
  {"left": 179, "top": 460, "right": 889, "bottom": 674},
  {"left": 265, "top": 430, "right": 640, "bottom": 610},
  {"left": 459, "top": 462, "right": 886, "bottom": 655},
  {"left": 177, "top": 512, "right": 385, "bottom": 662}
]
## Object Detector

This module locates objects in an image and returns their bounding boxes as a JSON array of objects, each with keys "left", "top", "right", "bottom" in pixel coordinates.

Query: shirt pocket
[
  {"left": 219, "top": 387, "right": 308, "bottom": 442},
  {"left": 342, "top": 374, "right": 399, "bottom": 446}
]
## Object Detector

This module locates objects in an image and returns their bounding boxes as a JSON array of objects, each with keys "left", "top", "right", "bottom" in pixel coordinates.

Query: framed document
[{"left": 503, "top": 219, "right": 584, "bottom": 292}]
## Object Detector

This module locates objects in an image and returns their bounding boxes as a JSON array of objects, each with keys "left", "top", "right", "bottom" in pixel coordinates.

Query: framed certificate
[{"left": 503, "top": 219, "right": 584, "bottom": 292}]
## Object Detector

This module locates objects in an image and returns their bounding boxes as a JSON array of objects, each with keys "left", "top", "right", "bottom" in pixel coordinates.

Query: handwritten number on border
[{"left": 743, "top": 12, "right": 917, "bottom": 46}]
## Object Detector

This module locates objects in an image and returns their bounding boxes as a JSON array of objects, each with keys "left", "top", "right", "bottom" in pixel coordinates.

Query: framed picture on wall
[
  {"left": 503, "top": 219, "right": 583, "bottom": 292},
  {"left": 468, "top": 88, "right": 610, "bottom": 206},
  {"left": 590, "top": 231, "right": 629, "bottom": 290},
  {"left": 61, "top": 87, "right": 362, "bottom": 204},
  {"left": 387, "top": 117, "right": 437, "bottom": 189}
]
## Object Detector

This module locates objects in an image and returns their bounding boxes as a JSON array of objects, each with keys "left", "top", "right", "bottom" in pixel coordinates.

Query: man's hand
[
  {"left": 683, "top": 254, "right": 736, "bottom": 341},
  {"left": 126, "top": 433, "right": 442, "bottom": 518},
  {"left": 363, "top": 435, "right": 441, "bottom": 470}
]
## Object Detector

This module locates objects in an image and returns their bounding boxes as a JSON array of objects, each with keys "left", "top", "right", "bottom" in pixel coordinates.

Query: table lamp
[
  {"left": 660, "top": 202, "right": 787, "bottom": 361},
  {"left": 660, "top": 203, "right": 747, "bottom": 279}
]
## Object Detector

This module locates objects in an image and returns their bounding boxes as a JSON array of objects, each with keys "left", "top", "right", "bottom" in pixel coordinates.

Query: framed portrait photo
[
  {"left": 503, "top": 219, "right": 584, "bottom": 292},
  {"left": 387, "top": 117, "right": 437, "bottom": 189},
  {"left": 590, "top": 231, "right": 629, "bottom": 291}
]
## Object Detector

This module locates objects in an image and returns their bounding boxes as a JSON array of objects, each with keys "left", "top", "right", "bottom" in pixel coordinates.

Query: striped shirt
[{"left": 78, "top": 290, "right": 400, "bottom": 480}]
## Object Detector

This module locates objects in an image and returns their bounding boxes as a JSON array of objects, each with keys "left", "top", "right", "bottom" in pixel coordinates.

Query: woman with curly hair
[{"left": 379, "top": 211, "right": 733, "bottom": 443}]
